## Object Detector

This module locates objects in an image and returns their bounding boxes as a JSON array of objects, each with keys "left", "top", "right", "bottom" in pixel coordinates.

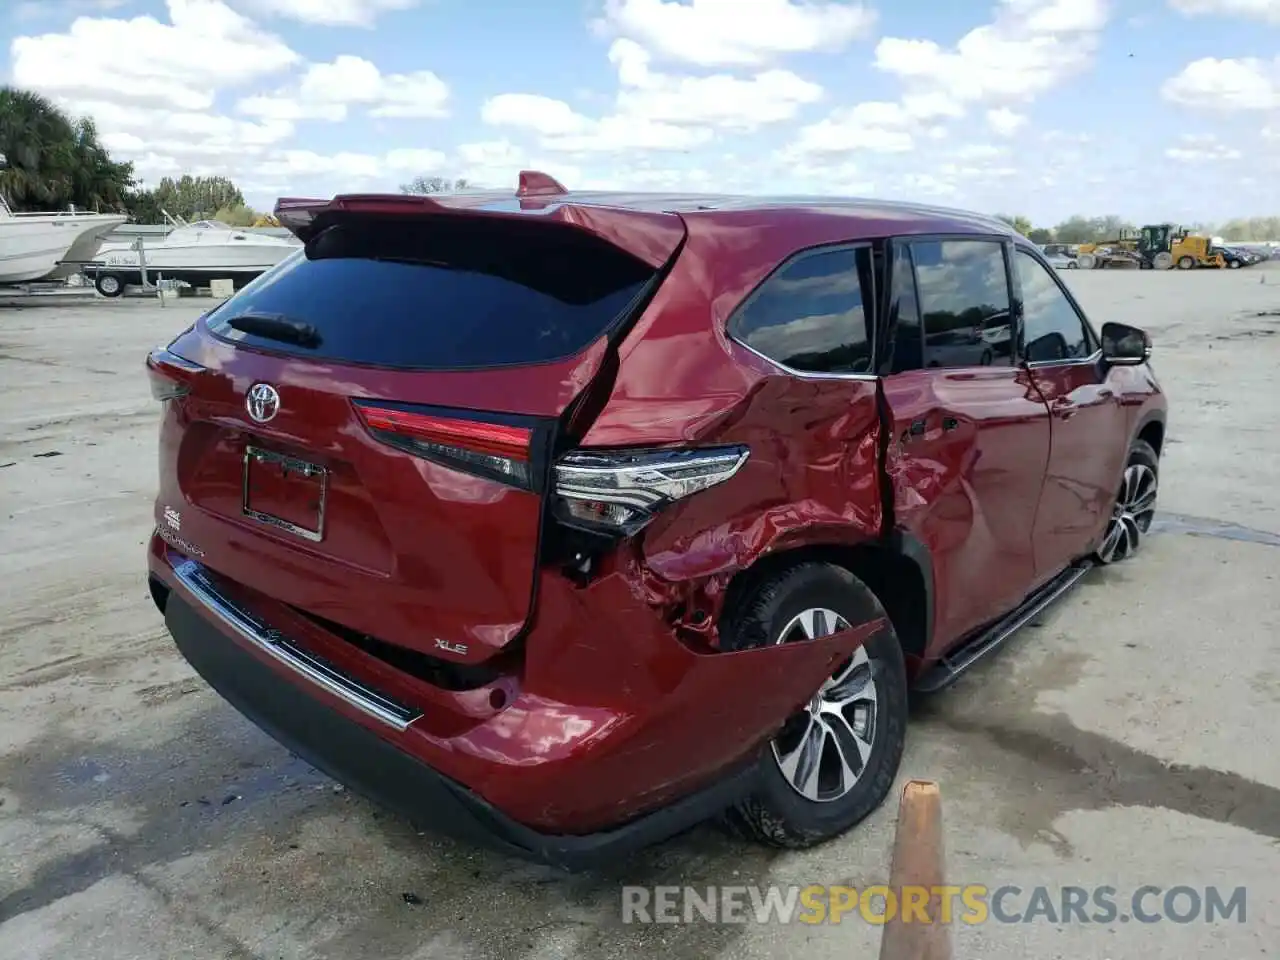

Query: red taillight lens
[
  {"left": 146, "top": 346, "right": 204, "bottom": 401},
  {"left": 354, "top": 402, "right": 535, "bottom": 489}
]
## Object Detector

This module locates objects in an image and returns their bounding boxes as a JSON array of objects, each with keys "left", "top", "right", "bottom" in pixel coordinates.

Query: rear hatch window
[{"left": 205, "top": 216, "right": 658, "bottom": 370}]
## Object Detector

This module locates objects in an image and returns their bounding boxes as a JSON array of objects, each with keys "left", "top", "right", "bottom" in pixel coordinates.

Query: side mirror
[{"left": 1101, "top": 321, "right": 1151, "bottom": 365}]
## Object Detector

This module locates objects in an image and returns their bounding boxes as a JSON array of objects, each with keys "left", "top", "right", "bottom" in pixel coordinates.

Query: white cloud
[
  {"left": 238, "top": 55, "right": 450, "bottom": 122},
  {"left": 784, "top": 101, "right": 917, "bottom": 156},
  {"left": 1161, "top": 57, "right": 1279, "bottom": 110},
  {"left": 987, "top": 107, "right": 1027, "bottom": 136},
  {"left": 785, "top": 0, "right": 1107, "bottom": 165},
  {"left": 874, "top": 0, "right": 1109, "bottom": 106},
  {"left": 1164, "top": 133, "right": 1243, "bottom": 161},
  {"left": 596, "top": 0, "right": 876, "bottom": 66},
  {"left": 608, "top": 39, "right": 822, "bottom": 129},
  {"left": 1168, "top": 0, "right": 1280, "bottom": 22},
  {"left": 10, "top": 0, "right": 299, "bottom": 112},
  {"left": 236, "top": 0, "right": 421, "bottom": 27},
  {"left": 482, "top": 36, "right": 822, "bottom": 153}
]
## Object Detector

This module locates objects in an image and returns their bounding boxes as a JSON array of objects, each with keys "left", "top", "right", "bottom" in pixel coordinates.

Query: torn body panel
[{"left": 880, "top": 367, "right": 1051, "bottom": 658}]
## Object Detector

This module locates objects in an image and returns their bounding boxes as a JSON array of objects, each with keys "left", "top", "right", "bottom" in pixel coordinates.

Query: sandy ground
[{"left": 1, "top": 268, "right": 1278, "bottom": 959}]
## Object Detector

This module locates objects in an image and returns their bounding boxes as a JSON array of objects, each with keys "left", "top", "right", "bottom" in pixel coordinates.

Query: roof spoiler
[{"left": 274, "top": 171, "right": 683, "bottom": 269}]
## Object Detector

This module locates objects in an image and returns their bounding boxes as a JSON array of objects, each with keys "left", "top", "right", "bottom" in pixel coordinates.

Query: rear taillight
[
  {"left": 354, "top": 401, "right": 535, "bottom": 489},
  {"left": 552, "top": 446, "right": 749, "bottom": 536},
  {"left": 146, "top": 346, "right": 204, "bottom": 401}
]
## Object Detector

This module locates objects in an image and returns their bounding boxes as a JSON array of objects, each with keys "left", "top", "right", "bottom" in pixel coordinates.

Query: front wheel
[
  {"left": 720, "top": 562, "right": 908, "bottom": 848},
  {"left": 1177, "top": 256, "right": 1195, "bottom": 270},
  {"left": 1094, "top": 439, "right": 1159, "bottom": 564},
  {"left": 1228, "top": 259, "right": 1241, "bottom": 269}
]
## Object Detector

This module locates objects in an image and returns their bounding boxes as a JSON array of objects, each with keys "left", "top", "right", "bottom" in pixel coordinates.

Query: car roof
[{"left": 427, "top": 187, "right": 1017, "bottom": 240}]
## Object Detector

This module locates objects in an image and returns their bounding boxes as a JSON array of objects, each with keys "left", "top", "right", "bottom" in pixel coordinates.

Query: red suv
[{"left": 145, "top": 174, "right": 1166, "bottom": 869}]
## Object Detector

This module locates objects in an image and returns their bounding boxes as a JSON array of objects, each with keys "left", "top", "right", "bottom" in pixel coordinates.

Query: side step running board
[{"left": 913, "top": 562, "right": 1092, "bottom": 694}]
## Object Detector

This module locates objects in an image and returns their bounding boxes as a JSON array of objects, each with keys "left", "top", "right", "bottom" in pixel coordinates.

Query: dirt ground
[{"left": 2, "top": 269, "right": 1278, "bottom": 959}]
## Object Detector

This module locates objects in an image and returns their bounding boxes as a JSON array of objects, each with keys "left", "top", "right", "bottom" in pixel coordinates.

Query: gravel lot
[{"left": 2, "top": 268, "right": 1279, "bottom": 959}]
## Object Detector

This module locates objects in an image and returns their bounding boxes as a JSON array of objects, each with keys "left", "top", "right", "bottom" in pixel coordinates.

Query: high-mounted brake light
[
  {"left": 354, "top": 402, "right": 534, "bottom": 488},
  {"left": 553, "top": 446, "right": 750, "bottom": 536},
  {"left": 146, "top": 346, "right": 204, "bottom": 401}
]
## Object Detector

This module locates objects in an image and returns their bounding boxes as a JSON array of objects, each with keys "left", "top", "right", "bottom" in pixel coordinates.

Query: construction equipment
[
  {"left": 1076, "top": 230, "right": 1143, "bottom": 269},
  {"left": 251, "top": 213, "right": 281, "bottom": 228},
  {"left": 1136, "top": 223, "right": 1226, "bottom": 270}
]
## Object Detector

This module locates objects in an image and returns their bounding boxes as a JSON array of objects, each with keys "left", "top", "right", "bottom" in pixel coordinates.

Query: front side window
[
  {"left": 1015, "top": 249, "right": 1094, "bottom": 363},
  {"left": 911, "top": 240, "right": 1013, "bottom": 369},
  {"left": 730, "top": 245, "right": 874, "bottom": 375}
]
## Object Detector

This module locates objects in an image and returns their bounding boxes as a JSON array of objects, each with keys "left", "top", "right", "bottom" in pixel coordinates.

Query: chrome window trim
[
  {"left": 171, "top": 559, "right": 421, "bottom": 731},
  {"left": 1024, "top": 348, "right": 1104, "bottom": 369},
  {"left": 728, "top": 334, "right": 880, "bottom": 382}
]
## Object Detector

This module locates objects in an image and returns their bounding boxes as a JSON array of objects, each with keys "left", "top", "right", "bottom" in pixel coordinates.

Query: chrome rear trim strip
[{"left": 171, "top": 559, "right": 421, "bottom": 731}]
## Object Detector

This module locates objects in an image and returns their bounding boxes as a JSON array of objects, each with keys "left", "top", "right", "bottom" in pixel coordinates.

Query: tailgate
[{"left": 150, "top": 203, "right": 683, "bottom": 663}]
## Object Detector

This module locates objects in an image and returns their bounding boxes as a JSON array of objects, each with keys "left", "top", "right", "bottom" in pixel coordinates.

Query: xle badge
[{"left": 435, "top": 638, "right": 468, "bottom": 656}]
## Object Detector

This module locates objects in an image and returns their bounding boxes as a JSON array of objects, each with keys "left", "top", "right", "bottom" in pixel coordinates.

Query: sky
[{"left": 2, "top": 0, "right": 1278, "bottom": 225}]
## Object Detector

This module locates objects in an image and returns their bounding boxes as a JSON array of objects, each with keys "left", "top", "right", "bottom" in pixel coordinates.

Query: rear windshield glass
[{"left": 205, "top": 216, "right": 657, "bottom": 370}]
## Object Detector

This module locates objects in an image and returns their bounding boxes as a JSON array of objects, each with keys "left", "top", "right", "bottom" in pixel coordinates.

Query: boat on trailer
[
  {"left": 83, "top": 214, "right": 299, "bottom": 296},
  {"left": 0, "top": 198, "right": 126, "bottom": 286}
]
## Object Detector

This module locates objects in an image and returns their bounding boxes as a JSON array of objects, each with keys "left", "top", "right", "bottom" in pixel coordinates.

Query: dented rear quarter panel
[{"left": 579, "top": 209, "right": 890, "bottom": 625}]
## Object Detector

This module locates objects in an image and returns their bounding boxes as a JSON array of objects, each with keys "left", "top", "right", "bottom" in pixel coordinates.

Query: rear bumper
[
  {"left": 149, "top": 532, "right": 876, "bottom": 866},
  {"left": 162, "top": 588, "right": 757, "bottom": 871}
]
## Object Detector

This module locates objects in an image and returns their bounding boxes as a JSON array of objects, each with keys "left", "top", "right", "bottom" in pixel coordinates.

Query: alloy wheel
[
  {"left": 770, "top": 608, "right": 879, "bottom": 803},
  {"left": 1098, "top": 463, "right": 1158, "bottom": 562}
]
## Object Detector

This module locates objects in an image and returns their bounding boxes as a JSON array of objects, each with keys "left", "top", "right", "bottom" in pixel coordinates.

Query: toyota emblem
[{"left": 246, "top": 383, "right": 281, "bottom": 423}]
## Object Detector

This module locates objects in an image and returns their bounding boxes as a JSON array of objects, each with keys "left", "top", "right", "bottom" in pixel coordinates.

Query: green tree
[
  {"left": 213, "top": 203, "right": 259, "bottom": 227},
  {"left": 400, "top": 175, "right": 471, "bottom": 195},
  {"left": 996, "top": 213, "right": 1033, "bottom": 236},
  {"left": 1027, "top": 227, "right": 1054, "bottom": 244},
  {"left": 123, "top": 187, "right": 164, "bottom": 224},
  {"left": 152, "top": 174, "right": 246, "bottom": 221},
  {"left": 0, "top": 85, "right": 134, "bottom": 211}
]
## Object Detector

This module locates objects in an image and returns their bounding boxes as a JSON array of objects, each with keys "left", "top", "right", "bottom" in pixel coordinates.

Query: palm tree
[{"left": 0, "top": 85, "right": 135, "bottom": 211}]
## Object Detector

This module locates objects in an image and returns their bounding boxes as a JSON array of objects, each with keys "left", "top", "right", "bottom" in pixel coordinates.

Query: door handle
[{"left": 1052, "top": 398, "right": 1077, "bottom": 420}]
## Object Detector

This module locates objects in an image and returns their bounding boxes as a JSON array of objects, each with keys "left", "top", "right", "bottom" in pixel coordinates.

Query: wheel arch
[
  {"left": 718, "top": 532, "right": 934, "bottom": 668},
  {"left": 1134, "top": 412, "right": 1166, "bottom": 459}
]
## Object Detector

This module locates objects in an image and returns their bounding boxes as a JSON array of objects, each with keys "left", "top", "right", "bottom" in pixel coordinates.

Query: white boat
[
  {"left": 85, "top": 215, "right": 299, "bottom": 296},
  {"left": 0, "top": 198, "right": 127, "bottom": 285}
]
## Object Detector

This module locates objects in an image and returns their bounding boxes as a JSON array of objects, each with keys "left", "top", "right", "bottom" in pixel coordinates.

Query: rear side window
[
  {"left": 729, "top": 245, "right": 874, "bottom": 375},
  {"left": 205, "top": 217, "right": 657, "bottom": 370},
  {"left": 911, "top": 240, "right": 1013, "bottom": 369}
]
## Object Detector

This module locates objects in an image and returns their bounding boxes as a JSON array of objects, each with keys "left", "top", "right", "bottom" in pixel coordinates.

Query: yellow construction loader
[{"left": 1137, "top": 224, "right": 1226, "bottom": 269}]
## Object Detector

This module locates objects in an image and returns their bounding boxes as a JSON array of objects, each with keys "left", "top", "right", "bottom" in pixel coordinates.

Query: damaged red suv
[{"left": 146, "top": 173, "right": 1166, "bottom": 869}]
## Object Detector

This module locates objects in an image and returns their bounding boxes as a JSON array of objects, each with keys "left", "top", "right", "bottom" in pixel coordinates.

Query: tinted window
[
  {"left": 1015, "top": 249, "right": 1093, "bottom": 362},
  {"left": 206, "top": 217, "right": 656, "bottom": 370},
  {"left": 887, "top": 244, "right": 923, "bottom": 374},
  {"left": 730, "top": 246, "right": 874, "bottom": 375},
  {"left": 912, "top": 240, "right": 1013, "bottom": 369}
]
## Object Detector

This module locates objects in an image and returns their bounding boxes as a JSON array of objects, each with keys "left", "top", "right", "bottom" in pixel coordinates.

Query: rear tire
[
  {"left": 720, "top": 562, "right": 908, "bottom": 849},
  {"left": 94, "top": 273, "right": 124, "bottom": 298}
]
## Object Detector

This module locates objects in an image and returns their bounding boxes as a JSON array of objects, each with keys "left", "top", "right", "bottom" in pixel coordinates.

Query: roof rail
[{"left": 517, "top": 170, "right": 569, "bottom": 199}]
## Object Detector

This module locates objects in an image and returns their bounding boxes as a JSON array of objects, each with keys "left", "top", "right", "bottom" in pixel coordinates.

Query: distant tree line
[{"left": 996, "top": 213, "right": 1280, "bottom": 244}]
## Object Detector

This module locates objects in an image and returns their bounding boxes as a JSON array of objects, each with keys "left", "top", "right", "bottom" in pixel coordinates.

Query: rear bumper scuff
[{"left": 161, "top": 583, "right": 759, "bottom": 871}]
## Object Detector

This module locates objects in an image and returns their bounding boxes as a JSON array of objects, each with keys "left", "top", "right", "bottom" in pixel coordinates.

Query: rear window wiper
[{"left": 223, "top": 312, "right": 321, "bottom": 348}]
